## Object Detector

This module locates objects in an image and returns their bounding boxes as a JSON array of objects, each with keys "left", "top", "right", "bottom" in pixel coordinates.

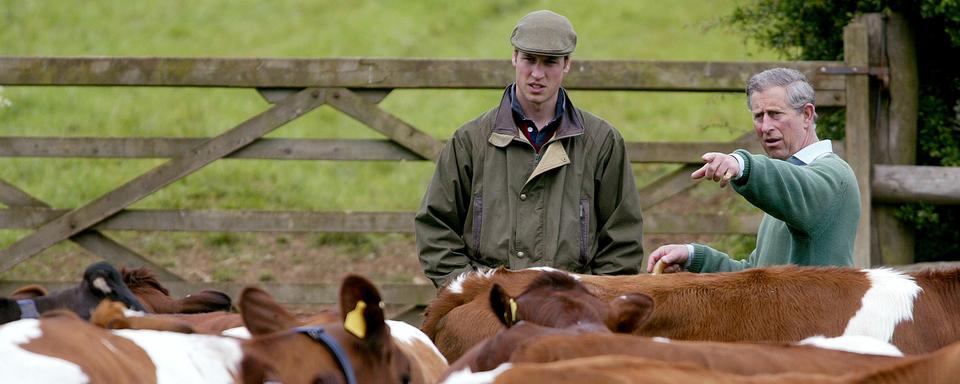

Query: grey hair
[{"left": 746, "top": 68, "right": 817, "bottom": 123}]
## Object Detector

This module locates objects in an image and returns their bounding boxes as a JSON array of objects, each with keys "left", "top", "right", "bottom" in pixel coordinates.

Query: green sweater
[{"left": 688, "top": 149, "right": 860, "bottom": 272}]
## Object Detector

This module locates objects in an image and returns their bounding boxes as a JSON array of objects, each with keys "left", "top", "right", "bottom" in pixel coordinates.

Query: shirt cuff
[
  {"left": 730, "top": 153, "right": 745, "bottom": 179},
  {"left": 684, "top": 244, "right": 695, "bottom": 269}
]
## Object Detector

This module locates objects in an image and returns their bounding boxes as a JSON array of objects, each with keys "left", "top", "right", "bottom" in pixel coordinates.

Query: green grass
[{"left": 0, "top": 0, "right": 777, "bottom": 273}]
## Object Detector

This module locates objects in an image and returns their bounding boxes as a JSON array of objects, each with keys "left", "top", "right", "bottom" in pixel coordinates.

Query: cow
[
  {"left": 423, "top": 265, "right": 956, "bottom": 360},
  {"left": 444, "top": 271, "right": 654, "bottom": 376},
  {"left": 120, "top": 267, "right": 233, "bottom": 314},
  {"left": 444, "top": 270, "right": 904, "bottom": 381},
  {"left": 445, "top": 340, "right": 960, "bottom": 384},
  {"left": 1, "top": 261, "right": 147, "bottom": 324},
  {"left": 4, "top": 274, "right": 445, "bottom": 383}
]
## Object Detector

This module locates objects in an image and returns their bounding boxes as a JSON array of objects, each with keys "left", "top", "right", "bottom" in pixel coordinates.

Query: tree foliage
[{"left": 727, "top": 0, "right": 960, "bottom": 262}]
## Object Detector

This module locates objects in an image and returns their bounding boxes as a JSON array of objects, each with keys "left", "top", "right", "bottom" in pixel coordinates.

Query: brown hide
[
  {"left": 427, "top": 266, "right": 958, "bottom": 361},
  {"left": 21, "top": 311, "right": 157, "bottom": 383},
  {"left": 489, "top": 356, "right": 840, "bottom": 384},
  {"left": 511, "top": 333, "right": 902, "bottom": 376},
  {"left": 891, "top": 268, "right": 960, "bottom": 354},
  {"left": 122, "top": 267, "right": 232, "bottom": 314},
  {"left": 493, "top": 340, "right": 960, "bottom": 384}
]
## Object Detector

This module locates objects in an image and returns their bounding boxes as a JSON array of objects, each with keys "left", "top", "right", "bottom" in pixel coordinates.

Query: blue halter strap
[
  {"left": 295, "top": 326, "right": 357, "bottom": 384},
  {"left": 17, "top": 299, "right": 40, "bottom": 319}
]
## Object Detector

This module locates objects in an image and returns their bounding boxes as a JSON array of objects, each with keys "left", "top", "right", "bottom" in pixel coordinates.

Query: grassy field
[{"left": 0, "top": 0, "right": 775, "bottom": 283}]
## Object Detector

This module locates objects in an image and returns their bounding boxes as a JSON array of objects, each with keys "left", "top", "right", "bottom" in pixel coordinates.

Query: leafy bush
[{"left": 727, "top": 0, "right": 960, "bottom": 262}]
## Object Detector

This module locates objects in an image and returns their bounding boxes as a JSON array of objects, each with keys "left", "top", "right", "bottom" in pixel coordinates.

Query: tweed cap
[{"left": 510, "top": 10, "right": 577, "bottom": 56}]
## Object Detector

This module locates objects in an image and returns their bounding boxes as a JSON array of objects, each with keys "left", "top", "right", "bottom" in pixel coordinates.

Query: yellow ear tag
[
  {"left": 344, "top": 300, "right": 367, "bottom": 339},
  {"left": 509, "top": 298, "right": 518, "bottom": 322}
]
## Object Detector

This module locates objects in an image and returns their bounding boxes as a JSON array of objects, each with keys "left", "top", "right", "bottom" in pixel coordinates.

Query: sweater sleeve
[
  {"left": 688, "top": 243, "right": 754, "bottom": 272},
  {"left": 731, "top": 150, "right": 851, "bottom": 235}
]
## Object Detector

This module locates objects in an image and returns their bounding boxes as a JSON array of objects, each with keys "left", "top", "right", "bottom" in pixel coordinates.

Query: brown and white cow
[
  {"left": 444, "top": 271, "right": 654, "bottom": 376},
  {"left": 1, "top": 274, "right": 446, "bottom": 383},
  {"left": 423, "top": 265, "right": 955, "bottom": 360},
  {"left": 446, "top": 340, "right": 960, "bottom": 384},
  {"left": 443, "top": 270, "right": 905, "bottom": 381}
]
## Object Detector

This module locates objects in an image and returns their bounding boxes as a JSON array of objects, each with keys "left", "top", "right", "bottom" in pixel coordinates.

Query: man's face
[
  {"left": 750, "top": 86, "right": 816, "bottom": 160},
  {"left": 512, "top": 50, "right": 571, "bottom": 107}
]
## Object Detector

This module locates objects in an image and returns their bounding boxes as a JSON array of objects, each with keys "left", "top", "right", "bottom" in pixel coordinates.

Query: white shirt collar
[{"left": 792, "top": 140, "right": 833, "bottom": 164}]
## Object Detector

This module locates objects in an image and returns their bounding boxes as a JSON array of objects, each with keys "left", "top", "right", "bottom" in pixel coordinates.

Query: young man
[
  {"left": 416, "top": 10, "right": 644, "bottom": 287},
  {"left": 647, "top": 68, "right": 860, "bottom": 273}
]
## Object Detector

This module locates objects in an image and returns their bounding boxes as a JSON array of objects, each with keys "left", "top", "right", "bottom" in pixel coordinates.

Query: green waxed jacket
[
  {"left": 415, "top": 87, "right": 644, "bottom": 287},
  {"left": 688, "top": 149, "right": 860, "bottom": 272}
]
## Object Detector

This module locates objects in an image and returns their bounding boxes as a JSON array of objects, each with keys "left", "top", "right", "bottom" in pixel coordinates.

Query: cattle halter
[
  {"left": 17, "top": 299, "right": 40, "bottom": 319},
  {"left": 295, "top": 326, "right": 357, "bottom": 384}
]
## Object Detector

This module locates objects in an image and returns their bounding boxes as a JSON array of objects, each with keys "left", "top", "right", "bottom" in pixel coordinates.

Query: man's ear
[
  {"left": 803, "top": 103, "right": 816, "bottom": 128},
  {"left": 511, "top": 50, "right": 519, "bottom": 66},
  {"left": 562, "top": 56, "right": 571, "bottom": 74}
]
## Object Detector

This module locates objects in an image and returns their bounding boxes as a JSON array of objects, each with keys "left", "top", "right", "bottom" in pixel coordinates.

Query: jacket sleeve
[
  {"left": 688, "top": 243, "right": 755, "bottom": 272},
  {"left": 589, "top": 130, "right": 644, "bottom": 275},
  {"left": 415, "top": 132, "right": 476, "bottom": 287}
]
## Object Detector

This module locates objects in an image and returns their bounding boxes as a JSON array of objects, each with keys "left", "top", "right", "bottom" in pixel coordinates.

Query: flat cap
[{"left": 511, "top": 10, "right": 577, "bottom": 56}]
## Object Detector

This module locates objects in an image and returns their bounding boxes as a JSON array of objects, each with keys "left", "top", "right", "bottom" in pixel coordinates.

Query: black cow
[{"left": 1, "top": 261, "right": 147, "bottom": 323}]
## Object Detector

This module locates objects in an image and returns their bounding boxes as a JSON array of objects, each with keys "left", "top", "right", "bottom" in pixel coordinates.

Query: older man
[
  {"left": 416, "top": 10, "right": 644, "bottom": 287},
  {"left": 648, "top": 68, "right": 860, "bottom": 273}
]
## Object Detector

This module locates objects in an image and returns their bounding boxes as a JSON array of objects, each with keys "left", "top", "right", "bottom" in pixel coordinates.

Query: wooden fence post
[
  {"left": 844, "top": 21, "right": 872, "bottom": 268},
  {"left": 860, "top": 12, "right": 918, "bottom": 266}
]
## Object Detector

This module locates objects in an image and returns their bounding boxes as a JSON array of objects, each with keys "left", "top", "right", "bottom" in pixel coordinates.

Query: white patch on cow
[
  {"left": 446, "top": 268, "right": 496, "bottom": 295},
  {"left": 122, "top": 309, "right": 146, "bottom": 317},
  {"left": 651, "top": 337, "right": 672, "bottom": 343},
  {"left": 221, "top": 326, "right": 251, "bottom": 339},
  {"left": 526, "top": 266, "right": 581, "bottom": 280},
  {"left": 441, "top": 363, "right": 513, "bottom": 384},
  {"left": 0, "top": 319, "right": 90, "bottom": 383},
  {"left": 92, "top": 276, "right": 112, "bottom": 293},
  {"left": 799, "top": 335, "right": 903, "bottom": 357},
  {"left": 112, "top": 329, "right": 243, "bottom": 384},
  {"left": 387, "top": 320, "right": 448, "bottom": 364},
  {"left": 842, "top": 268, "right": 922, "bottom": 343}
]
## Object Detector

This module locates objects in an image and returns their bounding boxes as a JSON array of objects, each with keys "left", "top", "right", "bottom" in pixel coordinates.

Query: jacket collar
[{"left": 489, "top": 84, "right": 584, "bottom": 148}]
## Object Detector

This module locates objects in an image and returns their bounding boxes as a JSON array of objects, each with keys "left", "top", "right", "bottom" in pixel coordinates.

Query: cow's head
[
  {"left": 238, "top": 275, "right": 412, "bottom": 384},
  {"left": 489, "top": 270, "right": 654, "bottom": 333},
  {"left": 80, "top": 262, "right": 148, "bottom": 315}
]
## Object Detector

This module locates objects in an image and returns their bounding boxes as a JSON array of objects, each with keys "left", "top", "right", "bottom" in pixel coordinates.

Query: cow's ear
[
  {"left": 489, "top": 283, "right": 518, "bottom": 328},
  {"left": 239, "top": 286, "right": 300, "bottom": 335},
  {"left": 605, "top": 293, "right": 654, "bottom": 333},
  {"left": 340, "top": 274, "right": 389, "bottom": 349}
]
